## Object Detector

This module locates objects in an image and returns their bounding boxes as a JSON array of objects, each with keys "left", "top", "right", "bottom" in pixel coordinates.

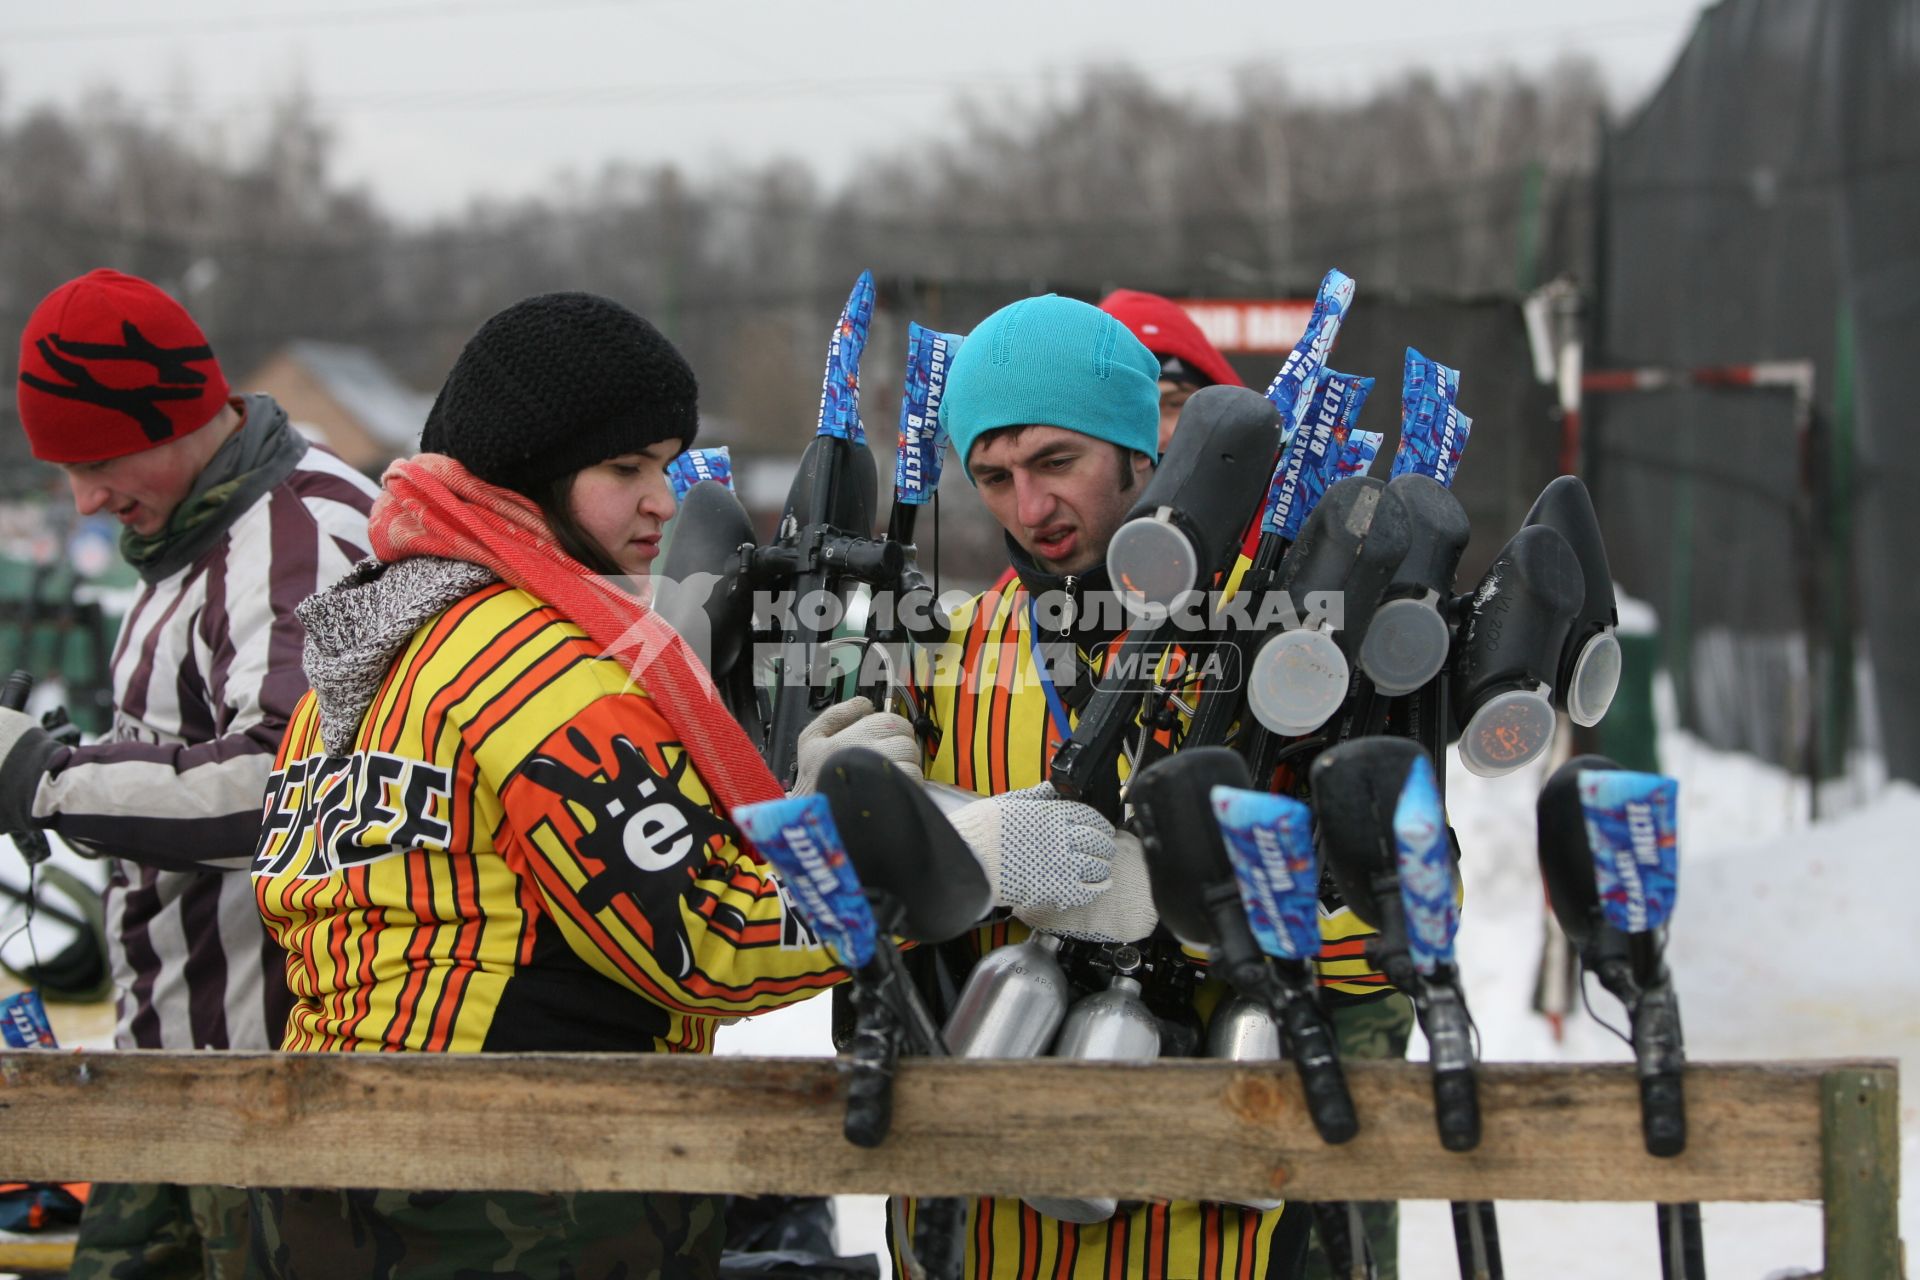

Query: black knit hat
[{"left": 420, "top": 291, "right": 698, "bottom": 494}]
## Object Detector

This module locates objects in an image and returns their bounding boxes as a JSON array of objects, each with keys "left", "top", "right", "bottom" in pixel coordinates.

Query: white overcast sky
[{"left": 0, "top": 0, "right": 1710, "bottom": 224}]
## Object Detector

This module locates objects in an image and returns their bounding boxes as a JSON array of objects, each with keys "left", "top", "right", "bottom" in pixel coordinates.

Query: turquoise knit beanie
[{"left": 940, "top": 294, "right": 1161, "bottom": 481}]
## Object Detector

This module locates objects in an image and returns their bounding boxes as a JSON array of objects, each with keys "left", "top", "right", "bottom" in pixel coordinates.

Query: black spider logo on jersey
[{"left": 521, "top": 728, "right": 741, "bottom": 981}]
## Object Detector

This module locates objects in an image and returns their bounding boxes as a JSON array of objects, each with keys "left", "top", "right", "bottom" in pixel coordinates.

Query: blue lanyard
[{"left": 1026, "top": 595, "right": 1074, "bottom": 748}]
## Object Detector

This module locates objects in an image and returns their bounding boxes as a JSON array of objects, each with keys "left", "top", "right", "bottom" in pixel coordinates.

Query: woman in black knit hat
[
  {"left": 247, "top": 291, "right": 1141, "bottom": 1278},
  {"left": 416, "top": 290, "right": 702, "bottom": 573},
  {"left": 244, "top": 292, "right": 861, "bottom": 1278}
]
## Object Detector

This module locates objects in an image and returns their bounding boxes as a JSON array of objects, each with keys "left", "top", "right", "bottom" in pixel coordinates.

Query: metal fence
[{"left": 1588, "top": 0, "right": 1920, "bottom": 788}]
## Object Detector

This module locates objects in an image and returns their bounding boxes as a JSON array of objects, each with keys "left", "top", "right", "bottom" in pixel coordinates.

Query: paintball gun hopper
[
  {"left": 1358, "top": 473, "right": 1470, "bottom": 696},
  {"left": 1522, "top": 475, "right": 1623, "bottom": 728},
  {"left": 1451, "top": 523, "right": 1583, "bottom": 777},
  {"left": 818, "top": 746, "right": 993, "bottom": 944},
  {"left": 656, "top": 479, "right": 757, "bottom": 680},
  {"left": 1107, "top": 385, "right": 1282, "bottom": 613}
]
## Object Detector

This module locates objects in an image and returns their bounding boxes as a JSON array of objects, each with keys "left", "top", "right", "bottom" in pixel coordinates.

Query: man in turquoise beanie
[
  {"left": 884, "top": 295, "right": 1314, "bottom": 1279},
  {"left": 941, "top": 293, "right": 1161, "bottom": 575}
]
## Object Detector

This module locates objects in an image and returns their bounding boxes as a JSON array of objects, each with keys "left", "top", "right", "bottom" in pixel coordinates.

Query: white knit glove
[
  {"left": 789, "top": 696, "right": 921, "bottom": 795},
  {"left": 946, "top": 783, "right": 1114, "bottom": 915},
  {"left": 1017, "top": 830, "right": 1160, "bottom": 944}
]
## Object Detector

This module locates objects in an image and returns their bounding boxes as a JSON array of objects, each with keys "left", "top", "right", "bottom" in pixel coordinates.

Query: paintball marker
[
  {"left": 821, "top": 745, "right": 994, "bottom": 1280},
  {"left": 1046, "top": 383, "right": 1282, "bottom": 811},
  {"left": 753, "top": 743, "right": 989, "bottom": 1147},
  {"left": 758, "top": 273, "right": 896, "bottom": 784},
  {"left": 1450, "top": 471, "right": 1625, "bottom": 777},
  {"left": 1046, "top": 270, "right": 1366, "bottom": 806},
  {"left": 1243, "top": 342, "right": 1475, "bottom": 765},
  {"left": 1537, "top": 755, "right": 1702, "bottom": 1278},
  {"left": 1131, "top": 746, "right": 1375, "bottom": 1272},
  {"left": 1313, "top": 736, "right": 1504, "bottom": 1280},
  {"left": 655, "top": 274, "right": 947, "bottom": 781},
  {"left": 1129, "top": 746, "right": 1357, "bottom": 1144}
]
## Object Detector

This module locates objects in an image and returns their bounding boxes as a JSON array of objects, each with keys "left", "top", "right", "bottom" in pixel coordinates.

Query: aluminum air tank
[
  {"left": 1023, "top": 963, "right": 1161, "bottom": 1224},
  {"left": 1207, "top": 995, "right": 1283, "bottom": 1212},
  {"left": 943, "top": 932, "right": 1069, "bottom": 1060}
]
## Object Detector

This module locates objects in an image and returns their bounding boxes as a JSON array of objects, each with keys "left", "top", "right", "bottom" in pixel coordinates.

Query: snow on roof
[{"left": 285, "top": 340, "right": 435, "bottom": 451}]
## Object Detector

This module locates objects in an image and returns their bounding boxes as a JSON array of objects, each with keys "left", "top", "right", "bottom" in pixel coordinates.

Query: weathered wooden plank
[
  {"left": 1821, "top": 1065, "right": 1902, "bottom": 1280},
  {"left": 0, "top": 1052, "right": 1888, "bottom": 1204}
]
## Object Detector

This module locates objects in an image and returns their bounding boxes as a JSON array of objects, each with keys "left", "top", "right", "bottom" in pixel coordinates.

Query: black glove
[{"left": 0, "top": 706, "right": 58, "bottom": 838}]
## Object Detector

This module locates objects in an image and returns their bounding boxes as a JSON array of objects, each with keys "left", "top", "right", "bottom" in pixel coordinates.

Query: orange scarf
[{"left": 371, "top": 453, "right": 782, "bottom": 820}]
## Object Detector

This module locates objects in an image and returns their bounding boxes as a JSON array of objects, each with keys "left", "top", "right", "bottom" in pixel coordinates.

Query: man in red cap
[
  {"left": 4, "top": 269, "right": 379, "bottom": 1278},
  {"left": 1098, "top": 288, "right": 1246, "bottom": 452}
]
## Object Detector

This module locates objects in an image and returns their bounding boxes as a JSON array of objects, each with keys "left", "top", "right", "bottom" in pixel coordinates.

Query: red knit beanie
[
  {"left": 1098, "top": 289, "right": 1245, "bottom": 390},
  {"left": 15, "top": 269, "right": 231, "bottom": 464}
]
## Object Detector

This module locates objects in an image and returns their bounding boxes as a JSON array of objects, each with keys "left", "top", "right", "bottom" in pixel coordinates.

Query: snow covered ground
[{"left": 717, "top": 683, "right": 1916, "bottom": 1278}]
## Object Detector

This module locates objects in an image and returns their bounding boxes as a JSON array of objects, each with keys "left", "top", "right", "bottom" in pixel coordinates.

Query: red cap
[
  {"left": 16, "top": 269, "right": 231, "bottom": 464},
  {"left": 1098, "top": 289, "right": 1244, "bottom": 390}
]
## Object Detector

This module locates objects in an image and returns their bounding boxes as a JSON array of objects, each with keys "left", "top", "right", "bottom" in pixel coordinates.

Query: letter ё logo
[{"left": 624, "top": 802, "right": 694, "bottom": 871}]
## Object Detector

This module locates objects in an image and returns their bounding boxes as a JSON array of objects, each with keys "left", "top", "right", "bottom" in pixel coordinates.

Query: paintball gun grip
[
  {"left": 843, "top": 966, "right": 901, "bottom": 1149},
  {"left": 1421, "top": 981, "right": 1482, "bottom": 1152},
  {"left": 1277, "top": 991, "right": 1359, "bottom": 1145},
  {"left": 1640, "top": 1073, "right": 1687, "bottom": 1161},
  {"left": 1431, "top": 1067, "right": 1481, "bottom": 1155},
  {"left": 0, "top": 670, "right": 52, "bottom": 866},
  {"left": 1633, "top": 981, "right": 1688, "bottom": 1158}
]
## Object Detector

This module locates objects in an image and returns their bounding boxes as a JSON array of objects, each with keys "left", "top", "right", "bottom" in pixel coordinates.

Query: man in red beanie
[
  {"left": 1098, "top": 288, "right": 1246, "bottom": 452},
  {"left": 5, "top": 269, "right": 379, "bottom": 1278}
]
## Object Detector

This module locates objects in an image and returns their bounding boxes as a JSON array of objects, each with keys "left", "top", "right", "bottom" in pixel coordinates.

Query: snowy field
[{"left": 716, "top": 684, "right": 1917, "bottom": 1278}]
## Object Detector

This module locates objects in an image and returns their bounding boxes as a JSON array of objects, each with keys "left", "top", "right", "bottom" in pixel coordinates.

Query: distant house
[{"left": 241, "top": 341, "right": 434, "bottom": 475}]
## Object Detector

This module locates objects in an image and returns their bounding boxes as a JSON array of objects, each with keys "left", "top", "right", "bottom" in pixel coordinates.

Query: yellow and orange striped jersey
[
  {"left": 926, "top": 576, "right": 1071, "bottom": 796},
  {"left": 914, "top": 574, "right": 1295, "bottom": 1279},
  {"left": 251, "top": 583, "right": 842, "bottom": 1055},
  {"left": 894, "top": 1192, "right": 1291, "bottom": 1280}
]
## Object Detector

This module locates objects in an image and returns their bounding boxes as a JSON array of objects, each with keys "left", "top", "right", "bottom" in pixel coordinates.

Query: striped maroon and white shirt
[{"left": 35, "top": 436, "right": 376, "bottom": 1050}]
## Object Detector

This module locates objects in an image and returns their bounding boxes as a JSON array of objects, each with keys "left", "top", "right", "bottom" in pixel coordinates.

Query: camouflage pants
[
  {"left": 1301, "top": 992, "right": 1414, "bottom": 1280},
  {"left": 246, "top": 1187, "right": 725, "bottom": 1280},
  {"left": 67, "top": 1181, "right": 254, "bottom": 1280}
]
